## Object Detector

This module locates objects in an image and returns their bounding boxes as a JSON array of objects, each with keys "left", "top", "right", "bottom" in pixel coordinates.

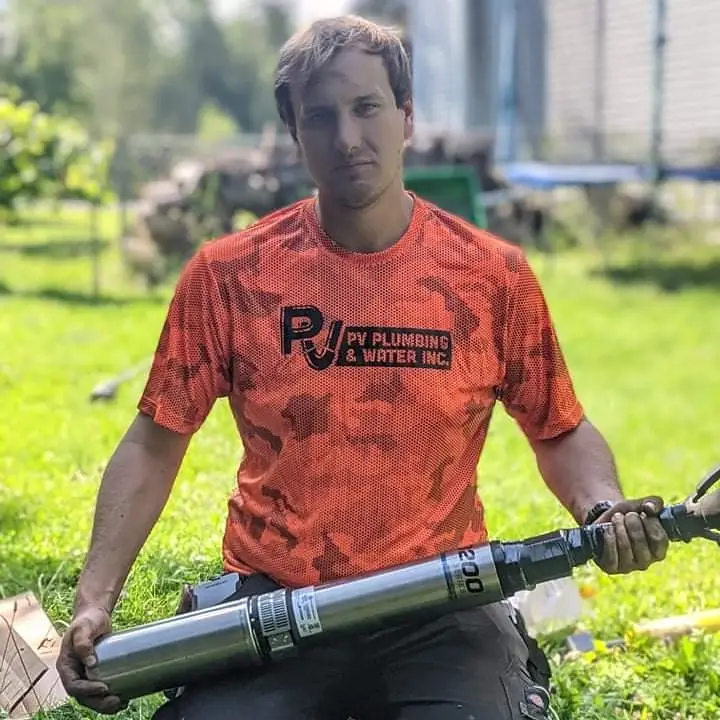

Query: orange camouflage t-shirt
[{"left": 138, "top": 194, "right": 584, "bottom": 588}]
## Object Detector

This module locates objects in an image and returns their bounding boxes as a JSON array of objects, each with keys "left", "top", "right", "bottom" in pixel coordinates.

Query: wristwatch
[{"left": 583, "top": 501, "right": 615, "bottom": 526}]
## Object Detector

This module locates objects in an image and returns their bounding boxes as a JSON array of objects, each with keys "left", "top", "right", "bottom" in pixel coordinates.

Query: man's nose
[{"left": 333, "top": 113, "right": 362, "bottom": 154}]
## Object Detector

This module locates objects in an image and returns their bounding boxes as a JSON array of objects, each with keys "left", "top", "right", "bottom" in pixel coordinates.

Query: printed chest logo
[{"left": 281, "top": 305, "right": 452, "bottom": 371}]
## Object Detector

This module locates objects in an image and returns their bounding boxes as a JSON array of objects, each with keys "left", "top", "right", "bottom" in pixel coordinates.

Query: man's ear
[
  {"left": 401, "top": 100, "right": 414, "bottom": 143},
  {"left": 288, "top": 126, "right": 303, "bottom": 159},
  {"left": 294, "top": 139, "right": 304, "bottom": 163}
]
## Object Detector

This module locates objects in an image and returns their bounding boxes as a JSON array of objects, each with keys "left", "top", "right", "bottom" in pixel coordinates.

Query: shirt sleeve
[
  {"left": 138, "top": 247, "right": 232, "bottom": 434},
  {"left": 498, "top": 252, "right": 585, "bottom": 441}
]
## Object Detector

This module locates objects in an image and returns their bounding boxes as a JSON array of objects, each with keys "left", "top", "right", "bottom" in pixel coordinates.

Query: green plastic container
[{"left": 404, "top": 164, "right": 487, "bottom": 229}]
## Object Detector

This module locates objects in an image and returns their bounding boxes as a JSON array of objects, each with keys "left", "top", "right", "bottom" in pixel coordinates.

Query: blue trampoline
[
  {"left": 663, "top": 166, "right": 720, "bottom": 183},
  {"left": 499, "top": 163, "right": 651, "bottom": 190},
  {"left": 499, "top": 162, "right": 720, "bottom": 191}
]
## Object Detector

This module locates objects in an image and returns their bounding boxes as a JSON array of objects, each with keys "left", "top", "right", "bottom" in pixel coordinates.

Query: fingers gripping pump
[{"left": 88, "top": 465, "right": 720, "bottom": 703}]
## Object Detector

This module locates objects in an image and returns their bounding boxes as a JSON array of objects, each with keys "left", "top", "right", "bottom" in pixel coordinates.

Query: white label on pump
[{"left": 291, "top": 588, "right": 323, "bottom": 637}]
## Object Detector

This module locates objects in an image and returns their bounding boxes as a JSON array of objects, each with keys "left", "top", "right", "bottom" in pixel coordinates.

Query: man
[{"left": 56, "top": 15, "right": 669, "bottom": 720}]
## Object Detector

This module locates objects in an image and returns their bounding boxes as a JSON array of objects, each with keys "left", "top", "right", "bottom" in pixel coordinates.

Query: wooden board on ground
[{"left": 0, "top": 591, "right": 69, "bottom": 718}]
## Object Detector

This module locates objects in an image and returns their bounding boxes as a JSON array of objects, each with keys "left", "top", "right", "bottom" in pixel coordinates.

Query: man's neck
[{"left": 315, "top": 184, "right": 414, "bottom": 254}]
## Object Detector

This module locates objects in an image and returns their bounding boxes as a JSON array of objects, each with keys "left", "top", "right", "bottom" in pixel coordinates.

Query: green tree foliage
[
  {"left": 1, "top": 0, "right": 293, "bottom": 138},
  {"left": 0, "top": 86, "right": 114, "bottom": 219}
]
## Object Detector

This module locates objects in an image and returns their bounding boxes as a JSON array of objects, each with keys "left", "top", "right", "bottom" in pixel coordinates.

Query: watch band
[{"left": 583, "top": 500, "right": 615, "bottom": 526}]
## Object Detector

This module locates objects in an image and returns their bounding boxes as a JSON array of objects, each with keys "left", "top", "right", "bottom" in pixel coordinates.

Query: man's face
[{"left": 291, "top": 47, "right": 413, "bottom": 209}]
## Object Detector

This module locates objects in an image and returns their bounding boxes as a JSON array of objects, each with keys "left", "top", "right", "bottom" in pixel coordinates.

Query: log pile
[{"left": 119, "top": 130, "right": 675, "bottom": 287}]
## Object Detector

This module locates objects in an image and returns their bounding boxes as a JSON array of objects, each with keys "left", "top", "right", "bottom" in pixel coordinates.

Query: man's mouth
[{"left": 338, "top": 160, "right": 374, "bottom": 170}]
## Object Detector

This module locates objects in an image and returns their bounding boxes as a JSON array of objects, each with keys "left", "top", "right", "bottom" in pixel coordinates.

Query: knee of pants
[
  {"left": 154, "top": 687, "right": 324, "bottom": 720},
  {"left": 386, "top": 683, "right": 554, "bottom": 720},
  {"left": 151, "top": 700, "right": 178, "bottom": 720},
  {"left": 151, "top": 649, "right": 356, "bottom": 720}
]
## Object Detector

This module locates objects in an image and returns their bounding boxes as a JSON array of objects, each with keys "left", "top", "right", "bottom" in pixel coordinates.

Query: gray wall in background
[
  {"left": 409, "top": 0, "right": 720, "bottom": 165},
  {"left": 514, "top": 0, "right": 720, "bottom": 164}
]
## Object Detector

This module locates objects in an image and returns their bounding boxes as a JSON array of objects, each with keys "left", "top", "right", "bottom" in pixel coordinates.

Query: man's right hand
[{"left": 56, "top": 606, "right": 126, "bottom": 715}]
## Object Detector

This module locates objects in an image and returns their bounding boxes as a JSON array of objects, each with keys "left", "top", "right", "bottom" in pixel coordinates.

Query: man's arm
[
  {"left": 529, "top": 416, "right": 624, "bottom": 526},
  {"left": 57, "top": 247, "right": 233, "bottom": 712},
  {"left": 74, "top": 412, "right": 191, "bottom": 614},
  {"left": 76, "top": 246, "right": 232, "bottom": 612},
  {"left": 497, "top": 251, "right": 669, "bottom": 574}
]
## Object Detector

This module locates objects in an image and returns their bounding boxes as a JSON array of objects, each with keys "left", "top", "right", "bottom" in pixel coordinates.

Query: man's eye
[
  {"left": 304, "top": 111, "right": 329, "bottom": 124},
  {"left": 356, "top": 103, "right": 379, "bottom": 116}
]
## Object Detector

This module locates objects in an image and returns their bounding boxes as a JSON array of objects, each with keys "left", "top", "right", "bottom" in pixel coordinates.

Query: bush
[{"left": 0, "top": 84, "right": 114, "bottom": 220}]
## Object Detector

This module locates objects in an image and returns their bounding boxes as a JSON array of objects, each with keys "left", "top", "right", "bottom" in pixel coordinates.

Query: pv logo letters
[{"left": 281, "top": 305, "right": 452, "bottom": 371}]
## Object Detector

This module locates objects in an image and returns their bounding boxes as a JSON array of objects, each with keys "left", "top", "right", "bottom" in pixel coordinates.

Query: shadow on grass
[
  {"left": 0, "top": 503, "right": 81, "bottom": 604},
  {"left": 590, "top": 257, "right": 720, "bottom": 293},
  {"left": 0, "top": 239, "right": 111, "bottom": 259},
  {"left": 0, "top": 545, "right": 223, "bottom": 616},
  {"left": 0, "top": 551, "right": 81, "bottom": 604},
  {"left": 0, "top": 496, "right": 36, "bottom": 538},
  {"left": 0, "top": 283, "right": 165, "bottom": 307}
]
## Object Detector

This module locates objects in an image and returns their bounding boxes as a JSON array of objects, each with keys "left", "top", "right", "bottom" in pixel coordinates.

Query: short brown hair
[{"left": 273, "top": 15, "right": 412, "bottom": 139}]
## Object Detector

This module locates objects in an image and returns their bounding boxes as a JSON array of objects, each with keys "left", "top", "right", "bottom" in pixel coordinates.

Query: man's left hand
[{"left": 593, "top": 496, "right": 670, "bottom": 575}]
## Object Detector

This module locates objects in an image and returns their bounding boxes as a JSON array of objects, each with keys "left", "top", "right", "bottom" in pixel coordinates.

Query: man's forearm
[
  {"left": 75, "top": 417, "right": 188, "bottom": 614},
  {"left": 530, "top": 417, "right": 625, "bottom": 525}
]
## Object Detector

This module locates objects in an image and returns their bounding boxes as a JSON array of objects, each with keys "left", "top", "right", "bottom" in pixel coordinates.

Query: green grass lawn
[{"left": 1, "top": 206, "right": 720, "bottom": 719}]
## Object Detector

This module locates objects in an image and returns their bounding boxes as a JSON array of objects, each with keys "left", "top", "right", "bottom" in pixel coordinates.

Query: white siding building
[{"left": 409, "top": 0, "right": 720, "bottom": 166}]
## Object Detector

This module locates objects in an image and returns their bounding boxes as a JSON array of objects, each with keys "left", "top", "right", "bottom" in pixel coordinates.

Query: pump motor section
[
  {"left": 491, "top": 527, "right": 601, "bottom": 597},
  {"left": 87, "top": 468, "right": 720, "bottom": 706}
]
